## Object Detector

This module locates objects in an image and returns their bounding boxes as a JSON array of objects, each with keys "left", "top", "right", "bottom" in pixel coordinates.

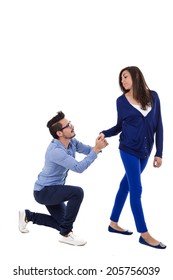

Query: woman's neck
[{"left": 125, "top": 92, "right": 140, "bottom": 105}]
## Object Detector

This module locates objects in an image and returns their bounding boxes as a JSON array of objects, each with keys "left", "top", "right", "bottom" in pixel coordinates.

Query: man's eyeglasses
[{"left": 60, "top": 121, "right": 72, "bottom": 130}]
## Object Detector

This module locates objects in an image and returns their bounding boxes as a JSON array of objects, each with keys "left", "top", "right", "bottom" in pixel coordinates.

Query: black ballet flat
[
  {"left": 139, "top": 236, "right": 166, "bottom": 249},
  {"left": 108, "top": 225, "right": 133, "bottom": 235}
]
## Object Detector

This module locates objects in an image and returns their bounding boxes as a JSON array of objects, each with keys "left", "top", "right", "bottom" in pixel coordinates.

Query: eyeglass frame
[{"left": 60, "top": 121, "right": 72, "bottom": 131}]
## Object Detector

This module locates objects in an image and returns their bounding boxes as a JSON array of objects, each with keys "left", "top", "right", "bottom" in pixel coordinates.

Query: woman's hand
[
  {"left": 153, "top": 157, "right": 162, "bottom": 168},
  {"left": 99, "top": 132, "right": 105, "bottom": 140}
]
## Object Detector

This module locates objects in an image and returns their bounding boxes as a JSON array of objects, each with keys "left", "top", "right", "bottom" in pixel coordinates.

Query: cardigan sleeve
[
  {"left": 101, "top": 98, "right": 123, "bottom": 137},
  {"left": 154, "top": 94, "right": 163, "bottom": 158}
]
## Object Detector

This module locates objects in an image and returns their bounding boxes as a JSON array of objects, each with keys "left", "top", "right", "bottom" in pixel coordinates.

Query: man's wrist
[{"left": 93, "top": 147, "right": 102, "bottom": 154}]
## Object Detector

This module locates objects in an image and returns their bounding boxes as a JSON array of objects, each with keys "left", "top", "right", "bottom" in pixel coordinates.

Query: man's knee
[{"left": 75, "top": 186, "right": 84, "bottom": 201}]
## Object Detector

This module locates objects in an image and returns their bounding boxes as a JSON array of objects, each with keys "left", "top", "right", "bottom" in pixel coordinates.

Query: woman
[{"left": 100, "top": 66, "right": 166, "bottom": 249}]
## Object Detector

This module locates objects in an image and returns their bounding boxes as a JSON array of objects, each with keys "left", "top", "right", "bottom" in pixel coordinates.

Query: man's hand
[{"left": 93, "top": 135, "right": 108, "bottom": 154}]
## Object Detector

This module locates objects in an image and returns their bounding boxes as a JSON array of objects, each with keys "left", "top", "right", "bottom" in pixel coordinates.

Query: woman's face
[{"left": 121, "top": 70, "right": 133, "bottom": 91}]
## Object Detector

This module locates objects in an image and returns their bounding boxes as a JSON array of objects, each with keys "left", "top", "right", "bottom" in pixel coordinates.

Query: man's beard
[{"left": 64, "top": 133, "right": 76, "bottom": 140}]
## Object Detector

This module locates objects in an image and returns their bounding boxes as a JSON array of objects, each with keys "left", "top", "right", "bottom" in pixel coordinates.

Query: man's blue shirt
[{"left": 34, "top": 138, "right": 97, "bottom": 191}]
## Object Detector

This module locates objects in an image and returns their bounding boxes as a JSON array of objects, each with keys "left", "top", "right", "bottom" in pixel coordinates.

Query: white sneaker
[
  {"left": 59, "top": 232, "right": 87, "bottom": 246},
  {"left": 19, "top": 210, "right": 29, "bottom": 233}
]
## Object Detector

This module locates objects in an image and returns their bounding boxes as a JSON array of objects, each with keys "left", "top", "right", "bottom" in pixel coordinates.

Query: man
[{"left": 19, "top": 111, "right": 108, "bottom": 246}]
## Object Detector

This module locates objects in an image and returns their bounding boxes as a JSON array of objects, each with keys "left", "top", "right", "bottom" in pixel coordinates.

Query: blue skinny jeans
[{"left": 110, "top": 150, "right": 148, "bottom": 233}]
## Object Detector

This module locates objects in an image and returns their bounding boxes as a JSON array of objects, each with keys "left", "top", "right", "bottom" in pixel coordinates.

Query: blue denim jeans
[
  {"left": 26, "top": 185, "right": 84, "bottom": 235},
  {"left": 110, "top": 150, "right": 149, "bottom": 233}
]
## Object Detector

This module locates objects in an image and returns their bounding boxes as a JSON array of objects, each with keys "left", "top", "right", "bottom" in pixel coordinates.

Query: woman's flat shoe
[
  {"left": 108, "top": 225, "right": 133, "bottom": 235},
  {"left": 139, "top": 236, "right": 166, "bottom": 249}
]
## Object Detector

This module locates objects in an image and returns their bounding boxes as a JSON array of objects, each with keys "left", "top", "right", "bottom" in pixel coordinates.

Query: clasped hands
[{"left": 93, "top": 133, "right": 108, "bottom": 154}]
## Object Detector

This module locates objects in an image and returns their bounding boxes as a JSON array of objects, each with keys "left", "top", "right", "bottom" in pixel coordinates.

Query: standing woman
[{"left": 100, "top": 66, "right": 166, "bottom": 249}]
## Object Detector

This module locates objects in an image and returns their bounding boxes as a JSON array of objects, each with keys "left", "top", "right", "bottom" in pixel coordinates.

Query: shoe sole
[{"left": 59, "top": 240, "right": 87, "bottom": 246}]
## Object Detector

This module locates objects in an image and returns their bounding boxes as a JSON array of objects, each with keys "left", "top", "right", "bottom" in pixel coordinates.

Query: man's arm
[{"left": 51, "top": 136, "right": 108, "bottom": 173}]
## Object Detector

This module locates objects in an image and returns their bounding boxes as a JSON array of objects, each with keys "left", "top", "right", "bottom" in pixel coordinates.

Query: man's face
[{"left": 58, "top": 118, "right": 76, "bottom": 139}]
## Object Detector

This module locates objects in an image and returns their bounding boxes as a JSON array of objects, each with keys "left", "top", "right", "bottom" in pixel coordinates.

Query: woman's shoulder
[
  {"left": 150, "top": 90, "right": 160, "bottom": 101},
  {"left": 150, "top": 90, "right": 162, "bottom": 107},
  {"left": 117, "top": 94, "right": 125, "bottom": 103},
  {"left": 151, "top": 90, "right": 158, "bottom": 97}
]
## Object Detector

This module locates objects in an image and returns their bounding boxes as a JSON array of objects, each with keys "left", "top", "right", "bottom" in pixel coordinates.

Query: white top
[{"left": 131, "top": 104, "right": 152, "bottom": 117}]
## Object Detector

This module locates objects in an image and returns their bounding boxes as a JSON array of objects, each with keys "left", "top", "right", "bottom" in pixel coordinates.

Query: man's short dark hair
[{"left": 47, "top": 111, "right": 65, "bottom": 139}]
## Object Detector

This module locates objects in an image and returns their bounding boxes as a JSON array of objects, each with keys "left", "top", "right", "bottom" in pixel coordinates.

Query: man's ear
[{"left": 56, "top": 130, "right": 63, "bottom": 138}]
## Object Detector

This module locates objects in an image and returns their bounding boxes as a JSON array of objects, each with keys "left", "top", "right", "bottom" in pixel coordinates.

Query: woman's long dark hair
[{"left": 119, "top": 66, "right": 152, "bottom": 110}]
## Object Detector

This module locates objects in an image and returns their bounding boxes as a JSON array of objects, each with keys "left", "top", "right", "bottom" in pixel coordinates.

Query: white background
[{"left": 1, "top": 0, "right": 173, "bottom": 279}]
